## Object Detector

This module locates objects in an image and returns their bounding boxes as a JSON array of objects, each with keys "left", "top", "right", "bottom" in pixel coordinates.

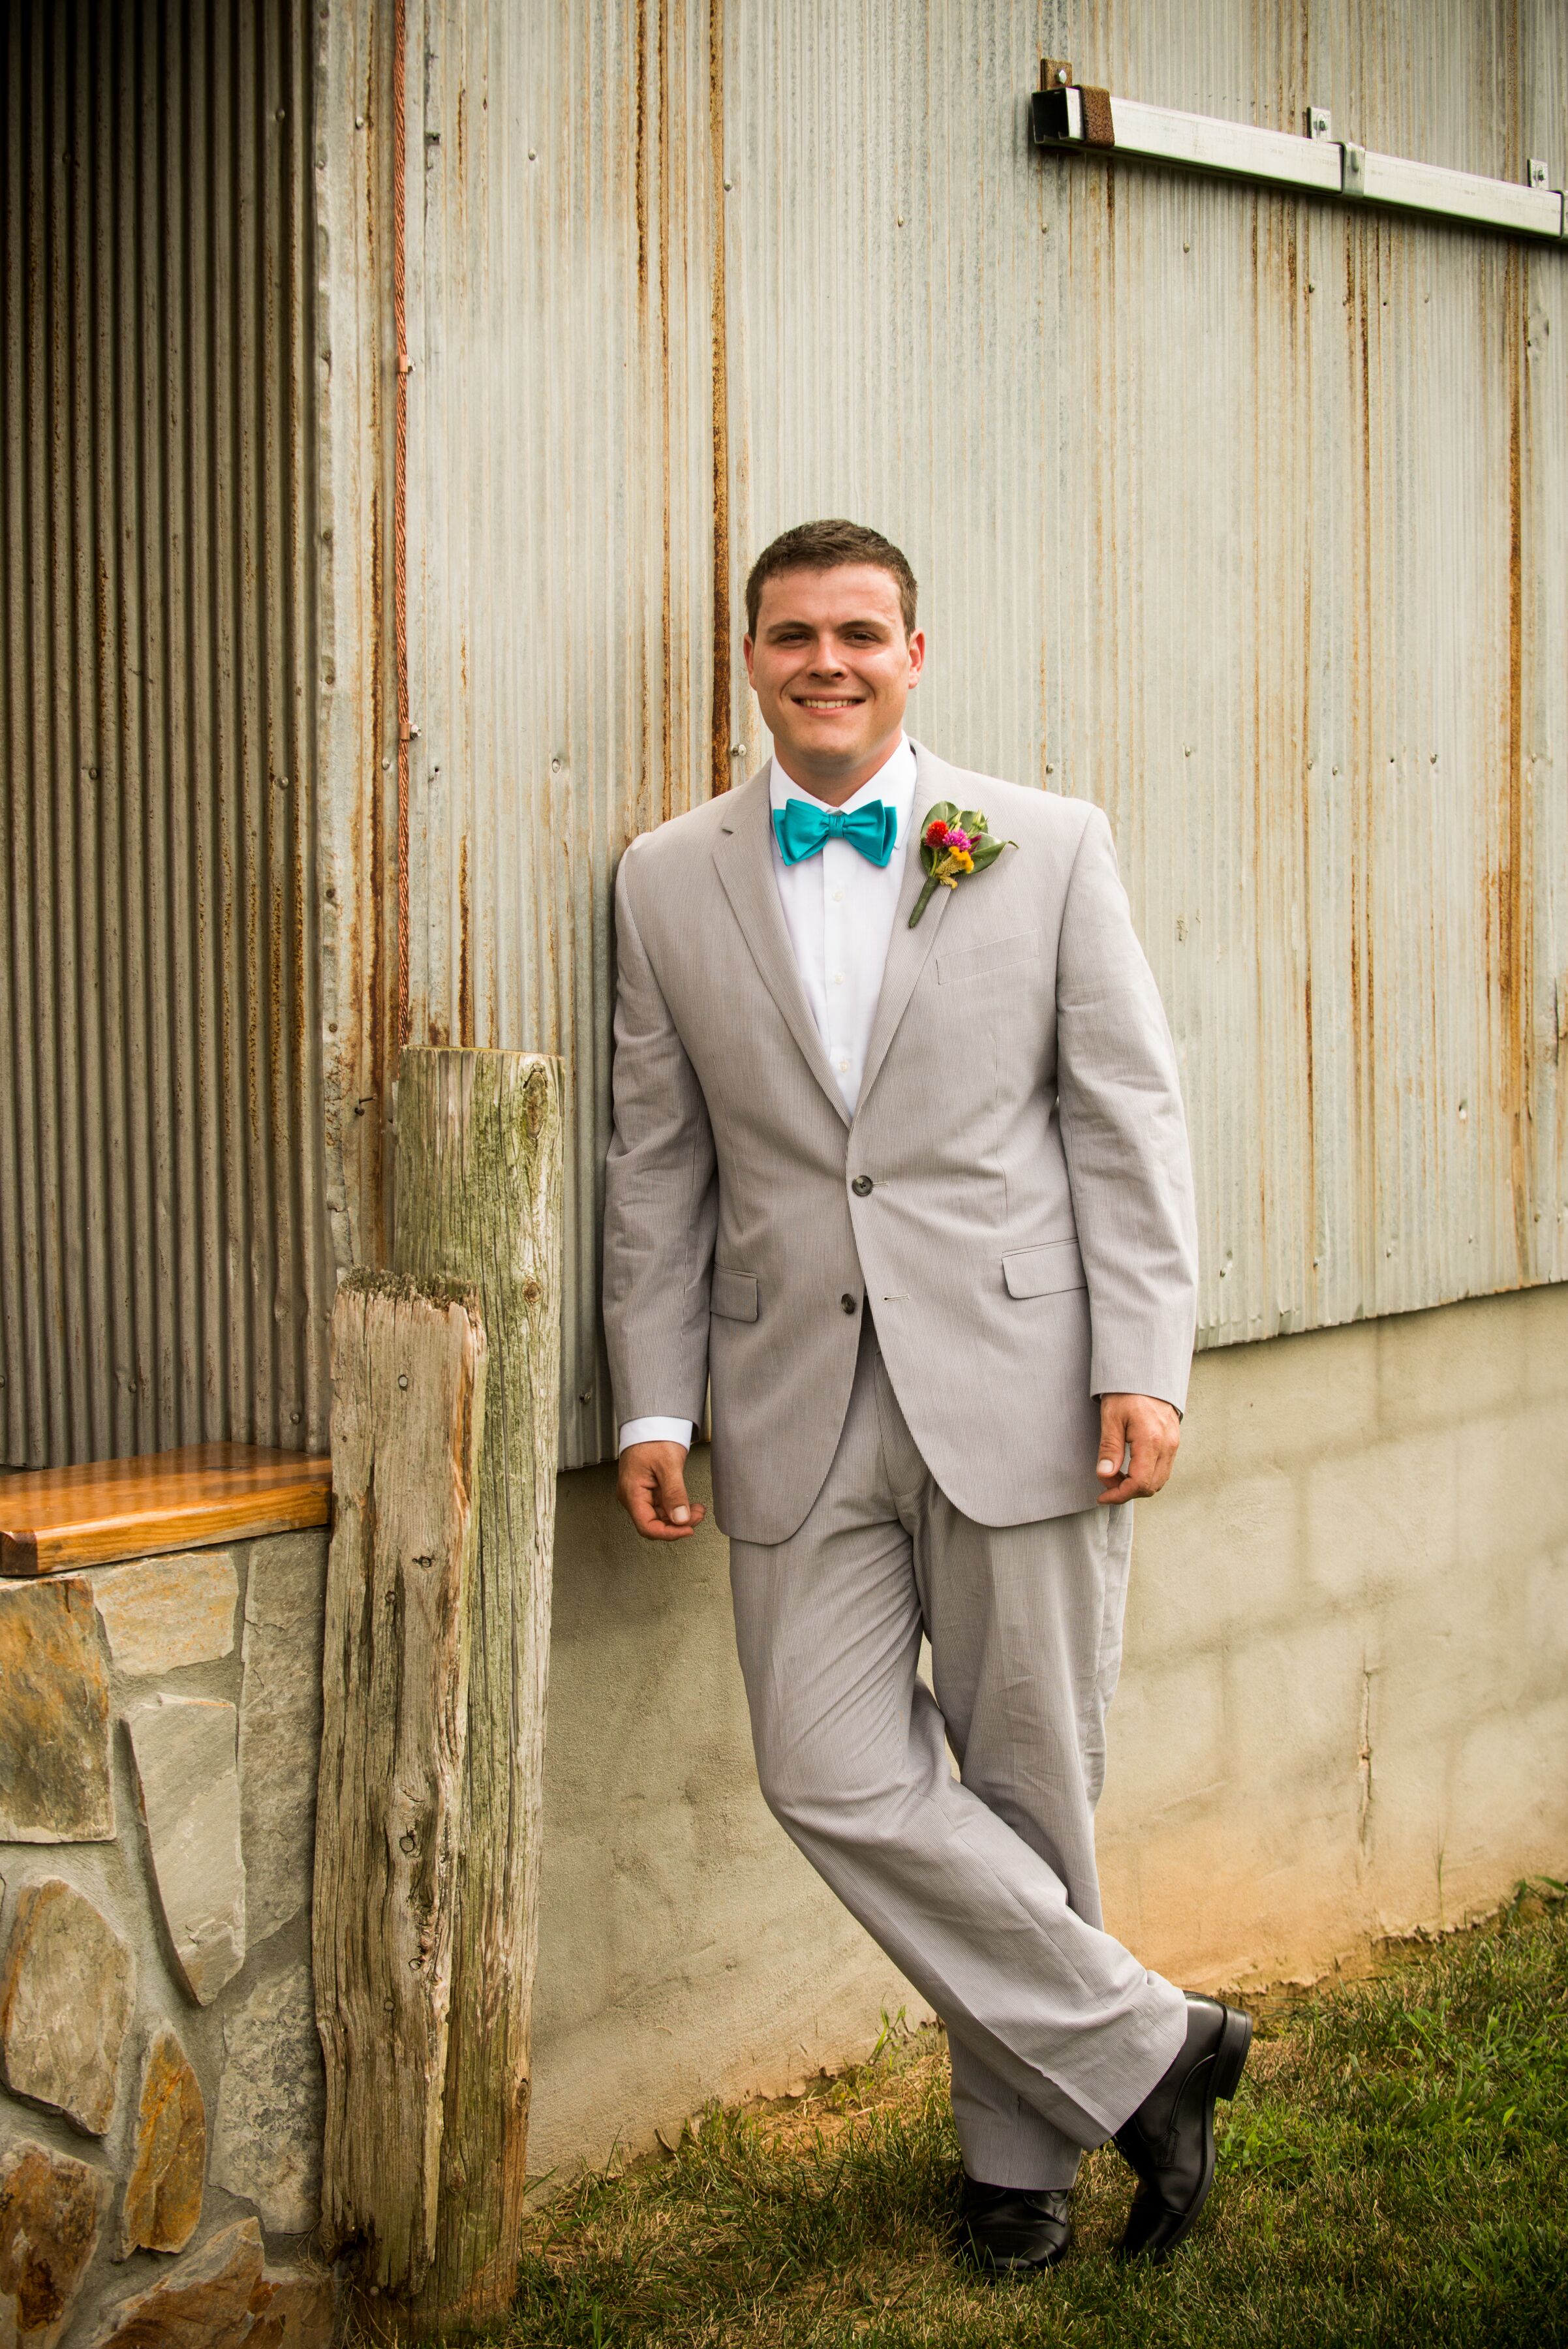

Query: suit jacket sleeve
[
  {"left": 602, "top": 846, "right": 719, "bottom": 1429},
  {"left": 1054, "top": 806, "right": 1199, "bottom": 1412}
]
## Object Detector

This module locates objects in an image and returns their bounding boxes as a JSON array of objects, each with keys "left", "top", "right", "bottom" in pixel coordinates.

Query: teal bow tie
[{"left": 772, "top": 796, "right": 899, "bottom": 868}]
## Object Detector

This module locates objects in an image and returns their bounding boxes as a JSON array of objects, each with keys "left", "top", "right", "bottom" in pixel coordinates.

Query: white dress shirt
[{"left": 619, "top": 737, "right": 917, "bottom": 1455}]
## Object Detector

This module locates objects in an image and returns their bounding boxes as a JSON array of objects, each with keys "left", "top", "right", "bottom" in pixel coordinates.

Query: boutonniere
[{"left": 909, "top": 803, "right": 1015, "bottom": 927}]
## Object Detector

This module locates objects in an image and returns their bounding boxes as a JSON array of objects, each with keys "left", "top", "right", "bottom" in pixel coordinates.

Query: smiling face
[{"left": 742, "top": 563, "right": 925, "bottom": 805}]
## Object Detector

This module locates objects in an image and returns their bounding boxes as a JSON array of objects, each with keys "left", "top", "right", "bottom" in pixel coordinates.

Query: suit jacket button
[
  {"left": 840, "top": 1293, "right": 857, "bottom": 1314},
  {"left": 851, "top": 1175, "right": 874, "bottom": 1197}
]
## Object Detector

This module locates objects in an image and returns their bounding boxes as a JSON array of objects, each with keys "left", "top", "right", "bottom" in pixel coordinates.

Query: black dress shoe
[
  {"left": 1113, "top": 1993, "right": 1252, "bottom": 2262},
  {"left": 957, "top": 2174, "right": 1073, "bottom": 2276}
]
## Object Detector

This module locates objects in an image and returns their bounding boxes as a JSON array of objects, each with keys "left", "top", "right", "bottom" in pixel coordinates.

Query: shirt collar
[{"left": 767, "top": 736, "right": 917, "bottom": 842}]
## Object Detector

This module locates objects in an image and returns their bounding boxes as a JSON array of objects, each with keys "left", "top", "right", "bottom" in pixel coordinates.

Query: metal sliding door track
[{"left": 1031, "top": 61, "right": 1567, "bottom": 243}]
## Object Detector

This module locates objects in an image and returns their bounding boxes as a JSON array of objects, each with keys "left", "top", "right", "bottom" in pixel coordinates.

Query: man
[{"left": 603, "top": 518, "right": 1250, "bottom": 2273}]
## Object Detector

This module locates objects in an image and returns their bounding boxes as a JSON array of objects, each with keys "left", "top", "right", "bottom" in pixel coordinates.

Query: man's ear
[
  {"left": 741, "top": 634, "right": 756, "bottom": 685},
  {"left": 906, "top": 626, "right": 927, "bottom": 685}
]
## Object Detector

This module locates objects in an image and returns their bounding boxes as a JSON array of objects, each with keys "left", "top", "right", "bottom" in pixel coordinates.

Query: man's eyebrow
[{"left": 763, "top": 613, "right": 895, "bottom": 635}]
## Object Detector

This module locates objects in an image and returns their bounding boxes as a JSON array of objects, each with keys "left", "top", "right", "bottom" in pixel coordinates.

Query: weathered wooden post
[
  {"left": 392, "top": 1048, "right": 565, "bottom": 2330},
  {"left": 314, "top": 1270, "right": 489, "bottom": 2289}
]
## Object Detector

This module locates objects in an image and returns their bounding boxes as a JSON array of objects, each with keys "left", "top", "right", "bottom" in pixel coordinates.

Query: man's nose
[{"left": 807, "top": 639, "right": 847, "bottom": 673}]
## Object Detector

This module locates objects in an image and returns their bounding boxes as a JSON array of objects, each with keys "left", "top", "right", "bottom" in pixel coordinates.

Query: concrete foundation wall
[{"left": 529, "top": 1282, "right": 1568, "bottom": 2181}]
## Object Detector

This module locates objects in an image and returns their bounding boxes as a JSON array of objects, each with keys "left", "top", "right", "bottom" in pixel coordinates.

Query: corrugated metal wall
[
  {"left": 720, "top": 0, "right": 1566, "bottom": 1356},
  {"left": 326, "top": 0, "right": 1565, "bottom": 1466},
  {"left": 0, "top": 0, "right": 331, "bottom": 1466},
  {"left": 369, "top": 0, "right": 727, "bottom": 1465}
]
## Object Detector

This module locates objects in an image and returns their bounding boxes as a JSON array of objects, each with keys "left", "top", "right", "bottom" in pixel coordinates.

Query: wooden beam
[
  {"left": 392, "top": 1048, "right": 564, "bottom": 2331},
  {"left": 0, "top": 1445, "right": 331, "bottom": 1578},
  {"left": 313, "top": 1270, "right": 487, "bottom": 2294}
]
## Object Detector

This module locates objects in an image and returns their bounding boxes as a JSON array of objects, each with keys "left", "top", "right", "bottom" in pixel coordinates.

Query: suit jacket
[{"left": 602, "top": 743, "right": 1198, "bottom": 1544}]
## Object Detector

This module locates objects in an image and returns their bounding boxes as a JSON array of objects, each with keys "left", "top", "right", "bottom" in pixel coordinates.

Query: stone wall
[
  {"left": 0, "top": 1531, "right": 337, "bottom": 2348},
  {"left": 528, "top": 1283, "right": 1568, "bottom": 2182}
]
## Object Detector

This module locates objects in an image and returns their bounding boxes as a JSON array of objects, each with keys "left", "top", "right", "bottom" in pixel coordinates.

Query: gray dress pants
[{"left": 728, "top": 1319, "right": 1187, "bottom": 2188}]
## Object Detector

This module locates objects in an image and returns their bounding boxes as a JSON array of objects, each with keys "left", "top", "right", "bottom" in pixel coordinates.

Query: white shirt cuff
[{"left": 618, "top": 1417, "right": 694, "bottom": 1454}]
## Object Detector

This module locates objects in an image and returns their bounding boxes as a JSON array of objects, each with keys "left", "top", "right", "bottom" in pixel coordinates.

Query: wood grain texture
[
  {"left": 0, "top": 1445, "right": 330, "bottom": 1577},
  {"left": 313, "top": 1270, "right": 487, "bottom": 2294},
  {"left": 392, "top": 1049, "right": 564, "bottom": 2330}
]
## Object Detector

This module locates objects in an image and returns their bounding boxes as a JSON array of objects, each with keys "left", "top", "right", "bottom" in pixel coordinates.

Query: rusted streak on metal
[
  {"left": 657, "top": 0, "right": 674, "bottom": 826},
  {"left": 707, "top": 0, "right": 730, "bottom": 799},
  {"left": 393, "top": 0, "right": 411, "bottom": 1056},
  {"left": 1501, "top": 239, "right": 1531, "bottom": 1276},
  {"left": 458, "top": 832, "right": 472, "bottom": 1046}
]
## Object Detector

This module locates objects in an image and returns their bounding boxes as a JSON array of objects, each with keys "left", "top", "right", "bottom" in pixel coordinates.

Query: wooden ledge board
[{"left": 0, "top": 1443, "right": 331, "bottom": 1578}]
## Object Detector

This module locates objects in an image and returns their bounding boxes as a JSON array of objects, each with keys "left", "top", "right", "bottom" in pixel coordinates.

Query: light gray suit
[{"left": 604, "top": 743, "right": 1198, "bottom": 2184}]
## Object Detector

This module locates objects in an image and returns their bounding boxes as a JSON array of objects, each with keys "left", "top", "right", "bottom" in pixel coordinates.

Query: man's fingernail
[
  {"left": 1098, "top": 1459, "right": 1115, "bottom": 1477},
  {"left": 671, "top": 1506, "right": 690, "bottom": 1524}
]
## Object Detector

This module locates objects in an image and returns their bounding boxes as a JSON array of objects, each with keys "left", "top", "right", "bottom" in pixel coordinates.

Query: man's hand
[
  {"left": 1096, "top": 1394, "right": 1181, "bottom": 1504},
  {"left": 617, "top": 1441, "right": 707, "bottom": 1541}
]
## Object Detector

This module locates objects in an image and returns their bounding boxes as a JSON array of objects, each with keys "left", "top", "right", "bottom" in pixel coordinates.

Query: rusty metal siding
[
  {"left": 719, "top": 0, "right": 1567, "bottom": 1358},
  {"left": 381, "top": 0, "right": 725, "bottom": 1465},
  {"left": 0, "top": 0, "right": 331, "bottom": 1466},
  {"left": 343, "top": 0, "right": 1565, "bottom": 1469}
]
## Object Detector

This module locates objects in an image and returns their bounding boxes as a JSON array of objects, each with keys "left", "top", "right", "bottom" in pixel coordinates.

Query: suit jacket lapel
[
  {"left": 712, "top": 768, "right": 852, "bottom": 1129},
  {"left": 854, "top": 741, "right": 956, "bottom": 1117}
]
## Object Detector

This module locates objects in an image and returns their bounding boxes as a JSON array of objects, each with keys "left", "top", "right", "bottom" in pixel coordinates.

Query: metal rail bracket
[{"left": 1030, "top": 67, "right": 1567, "bottom": 243}]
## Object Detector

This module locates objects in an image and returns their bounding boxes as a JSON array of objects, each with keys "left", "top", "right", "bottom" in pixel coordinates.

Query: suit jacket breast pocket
[
  {"left": 711, "top": 1267, "right": 760, "bottom": 1322},
  {"left": 936, "top": 929, "right": 1041, "bottom": 986}
]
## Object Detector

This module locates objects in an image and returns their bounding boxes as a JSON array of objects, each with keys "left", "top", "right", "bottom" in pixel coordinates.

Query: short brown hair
[{"left": 745, "top": 519, "right": 918, "bottom": 637}]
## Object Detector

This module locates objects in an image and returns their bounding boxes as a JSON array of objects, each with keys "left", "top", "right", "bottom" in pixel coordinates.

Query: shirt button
[
  {"left": 838, "top": 1056, "right": 851, "bottom": 1072},
  {"left": 852, "top": 1175, "right": 874, "bottom": 1197},
  {"left": 831, "top": 972, "right": 844, "bottom": 985},
  {"left": 840, "top": 1293, "right": 857, "bottom": 1314},
  {"left": 833, "top": 889, "right": 845, "bottom": 902}
]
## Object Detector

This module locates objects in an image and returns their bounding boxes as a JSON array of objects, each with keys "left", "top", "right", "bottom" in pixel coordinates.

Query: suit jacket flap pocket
[
  {"left": 936, "top": 929, "right": 1041, "bottom": 985},
  {"left": 711, "top": 1267, "right": 760, "bottom": 1322},
  {"left": 1003, "top": 1240, "right": 1086, "bottom": 1299}
]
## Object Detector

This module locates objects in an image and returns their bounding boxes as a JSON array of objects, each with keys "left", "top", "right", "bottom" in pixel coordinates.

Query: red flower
[{"left": 924, "top": 818, "right": 949, "bottom": 848}]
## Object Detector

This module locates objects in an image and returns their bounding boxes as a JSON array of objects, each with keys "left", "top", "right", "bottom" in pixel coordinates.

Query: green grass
[{"left": 491, "top": 1886, "right": 1568, "bottom": 2348}]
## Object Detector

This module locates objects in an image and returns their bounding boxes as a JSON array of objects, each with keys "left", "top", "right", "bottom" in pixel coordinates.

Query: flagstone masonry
[{"left": 0, "top": 1528, "right": 337, "bottom": 2347}]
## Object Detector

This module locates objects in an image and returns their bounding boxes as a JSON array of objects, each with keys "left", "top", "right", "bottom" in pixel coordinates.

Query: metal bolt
[
  {"left": 398, "top": 1372, "right": 409, "bottom": 1389},
  {"left": 400, "top": 1832, "right": 418, "bottom": 1854},
  {"left": 1055, "top": 65, "right": 1068, "bottom": 85}
]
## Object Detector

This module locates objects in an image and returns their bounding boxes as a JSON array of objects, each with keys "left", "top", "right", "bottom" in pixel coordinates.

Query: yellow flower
[{"left": 950, "top": 849, "right": 974, "bottom": 873}]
